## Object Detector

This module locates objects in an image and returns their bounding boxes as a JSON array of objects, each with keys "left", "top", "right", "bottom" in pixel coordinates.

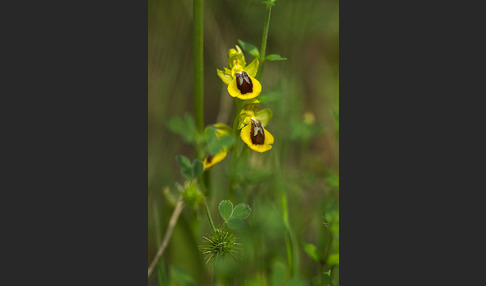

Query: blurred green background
[{"left": 149, "top": 0, "right": 338, "bottom": 285}]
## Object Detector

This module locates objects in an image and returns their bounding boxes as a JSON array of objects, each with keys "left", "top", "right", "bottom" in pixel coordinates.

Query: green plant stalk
[
  {"left": 257, "top": 5, "right": 272, "bottom": 81},
  {"left": 205, "top": 199, "right": 217, "bottom": 233},
  {"left": 228, "top": 99, "right": 243, "bottom": 201},
  {"left": 194, "top": 0, "right": 204, "bottom": 134},
  {"left": 275, "top": 153, "right": 300, "bottom": 277}
]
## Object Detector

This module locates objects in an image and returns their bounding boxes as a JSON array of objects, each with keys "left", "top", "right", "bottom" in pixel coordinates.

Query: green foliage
[
  {"left": 175, "top": 155, "right": 204, "bottom": 180},
  {"left": 237, "top": 39, "right": 260, "bottom": 58},
  {"left": 232, "top": 203, "right": 252, "bottom": 219},
  {"left": 170, "top": 266, "right": 195, "bottom": 286},
  {"left": 168, "top": 113, "right": 197, "bottom": 143},
  {"left": 302, "top": 242, "right": 321, "bottom": 262},
  {"left": 204, "top": 126, "right": 235, "bottom": 155},
  {"left": 265, "top": 54, "right": 287, "bottom": 61},
  {"left": 219, "top": 200, "right": 233, "bottom": 221},
  {"left": 218, "top": 200, "right": 252, "bottom": 231},
  {"left": 327, "top": 253, "right": 339, "bottom": 267}
]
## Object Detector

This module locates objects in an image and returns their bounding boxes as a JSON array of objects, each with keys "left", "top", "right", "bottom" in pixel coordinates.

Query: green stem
[
  {"left": 275, "top": 153, "right": 299, "bottom": 277},
  {"left": 194, "top": 0, "right": 204, "bottom": 134},
  {"left": 204, "top": 199, "right": 217, "bottom": 233},
  {"left": 228, "top": 99, "right": 242, "bottom": 201},
  {"left": 257, "top": 5, "right": 272, "bottom": 81}
]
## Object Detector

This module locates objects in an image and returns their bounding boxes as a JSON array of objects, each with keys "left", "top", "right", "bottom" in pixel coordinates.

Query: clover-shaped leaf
[
  {"left": 218, "top": 200, "right": 252, "bottom": 229},
  {"left": 168, "top": 114, "right": 197, "bottom": 143},
  {"left": 176, "top": 155, "right": 205, "bottom": 180},
  {"left": 218, "top": 200, "right": 233, "bottom": 221},
  {"left": 205, "top": 126, "right": 235, "bottom": 155},
  {"left": 231, "top": 203, "right": 252, "bottom": 219}
]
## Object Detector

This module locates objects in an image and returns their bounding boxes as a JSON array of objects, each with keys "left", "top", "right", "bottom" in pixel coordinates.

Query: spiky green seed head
[{"left": 200, "top": 227, "right": 241, "bottom": 263}]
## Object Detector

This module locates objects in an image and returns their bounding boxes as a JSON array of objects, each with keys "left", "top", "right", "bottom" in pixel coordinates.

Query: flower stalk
[
  {"left": 205, "top": 199, "right": 217, "bottom": 233},
  {"left": 194, "top": 0, "right": 204, "bottom": 134},
  {"left": 258, "top": 5, "right": 272, "bottom": 80}
]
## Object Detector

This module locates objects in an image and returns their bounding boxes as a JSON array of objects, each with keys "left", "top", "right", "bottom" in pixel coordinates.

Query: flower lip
[
  {"left": 250, "top": 118, "right": 265, "bottom": 145},
  {"left": 206, "top": 154, "right": 214, "bottom": 164},
  {"left": 235, "top": 71, "right": 253, "bottom": 94}
]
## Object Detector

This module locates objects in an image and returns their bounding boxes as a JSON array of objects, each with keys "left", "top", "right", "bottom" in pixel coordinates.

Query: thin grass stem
[{"left": 148, "top": 197, "right": 184, "bottom": 277}]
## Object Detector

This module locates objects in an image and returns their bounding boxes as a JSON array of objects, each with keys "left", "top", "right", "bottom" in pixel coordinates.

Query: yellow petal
[
  {"left": 240, "top": 125, "right": 273, "bottom": 153},
  {"left": 227, "top": 76, "right": 262, "bottom": 100},
  {"left": 203, "top": 150, "right": 228, "bottom": 170}
]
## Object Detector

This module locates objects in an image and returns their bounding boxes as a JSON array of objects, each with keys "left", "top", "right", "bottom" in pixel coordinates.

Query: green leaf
[
  {"left": 205, "top": 127, "right": 234, "bottom": 155},
  {"left": 192, "top": 160, "right": 204, "bottom": 178},
  {"left": 218, "top": 200, "right": 233, "bottom": 221},
  {"left": 231, "top": 203, "right": 251, "bottom": 219},
  {"left": 176, "top": 155, "right": 191, "bottom": 169},
  {"left": 183, "top": 113, "right": 197, "bottom": 136},
  {"left": 237, "top": 39, "right": 260, "bottom": 58},
  {"left": 218, "top": 135, "right": 235, "bottom": 148},
  {"left": 265, "top": 54, "right": 287, "bottom": 61},
  {"left": 168, "top": 114, "right": 197, "bottom": 143},
  {"left": 303, "top": 242, "right": 321, "bottom": 262},
  {"left": 205, "top": 126, "right": 220, "bottom": 155},
  {"left": 226, "top": 217, "right": 244, "bottom": 230},
  {"left": 327, "top": 253, "right": 339, "bottom": 266}
]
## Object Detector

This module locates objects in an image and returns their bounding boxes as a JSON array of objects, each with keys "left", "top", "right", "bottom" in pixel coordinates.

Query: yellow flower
[
  {"left": 203, "top": 149, "right": 228, "bottom": 170},
  {"left": 227, "top": 70, "right": 262, "bottom": 100},
  {"left": 217, "top": 46, "right": 261, "bottom": 100},
  {"left": 240, "top": 117, "right": 274, "bottom": 153}
]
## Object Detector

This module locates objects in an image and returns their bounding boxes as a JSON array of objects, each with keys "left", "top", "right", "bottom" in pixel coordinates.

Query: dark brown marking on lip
[
  {"left": 250, "top": 118, "right": 265, "bottom": 145},
  {"left": 206, "top": 154, "right": 214, "bottom": 164},
  {"left": 235, "top": 71, "right": 253, "bottom": 94}
]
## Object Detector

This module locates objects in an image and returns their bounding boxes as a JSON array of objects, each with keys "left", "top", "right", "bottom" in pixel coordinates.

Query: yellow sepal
[
  {"left": 244, "top": 59, "right": 259, "bottom": 78},
  {"left": 217, "top": 69, "right": 233, "bottom": 84}
]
